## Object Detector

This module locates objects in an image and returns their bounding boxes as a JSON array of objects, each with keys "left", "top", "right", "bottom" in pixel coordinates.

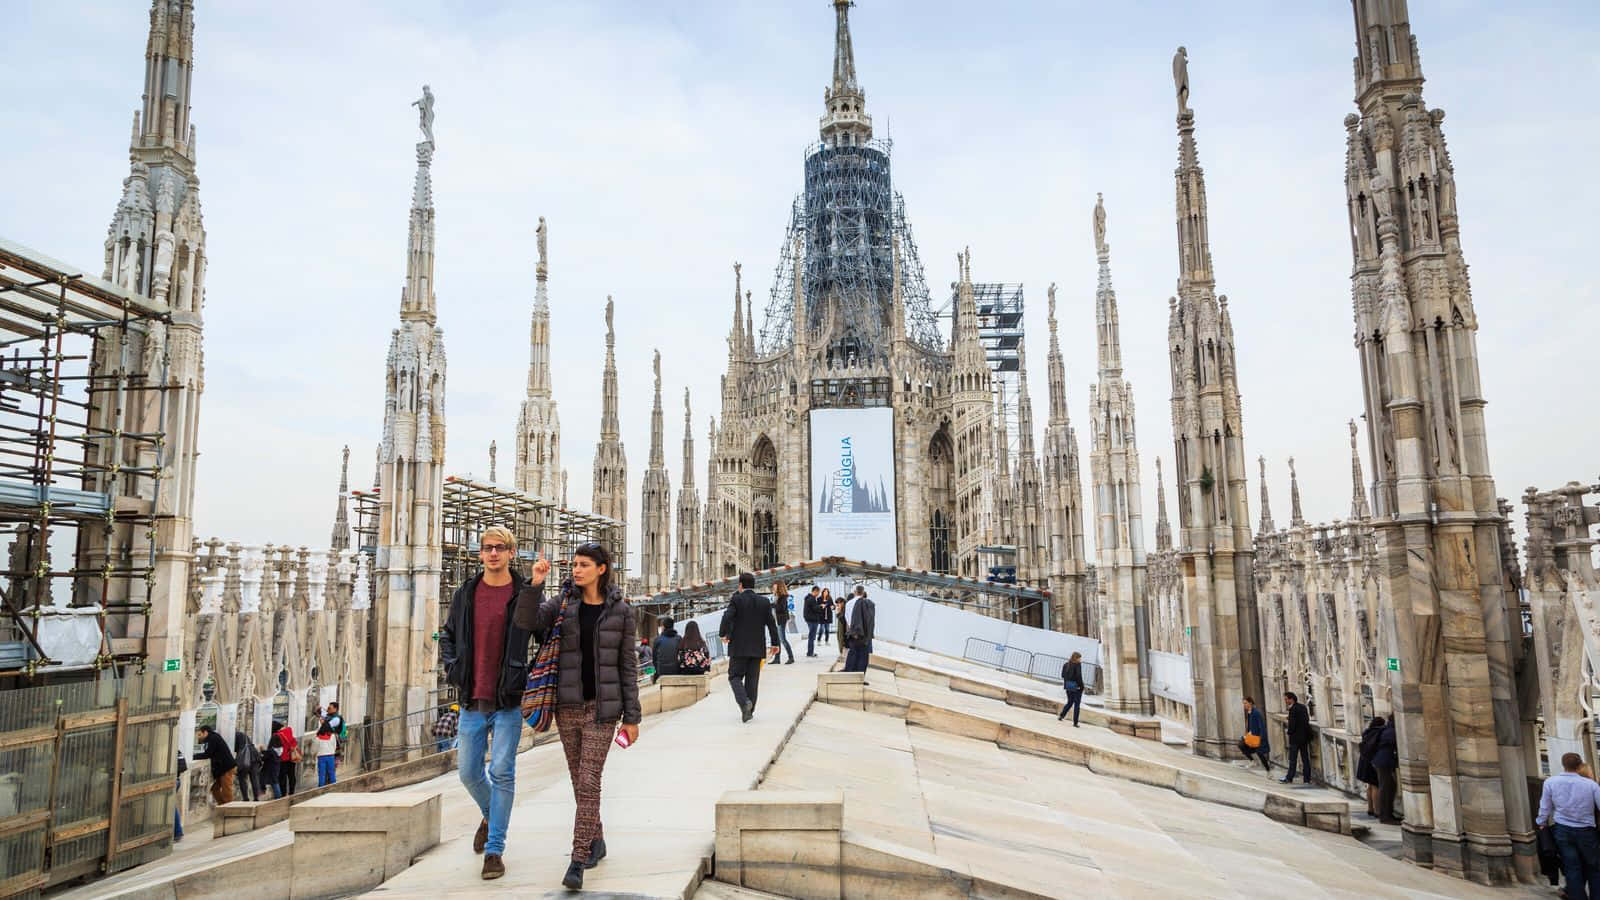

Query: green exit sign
[
  {"left": 1386, "top": 657, "right": 1399, "bottom": 672},
  {"left": 1185, "top": 626, "right": 1192, "bottom": 636},
  {"left": 163, "top": 658, "right": 181, "bottom": 672}
]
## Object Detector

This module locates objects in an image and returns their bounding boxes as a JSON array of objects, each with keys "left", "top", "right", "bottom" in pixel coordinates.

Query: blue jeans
[
  {"left": 806, "top": 621, "right": 819, "bottom": 656},
  {"left": 458, "top": 707, "right": 520, "bottom": 856},
  {"left": 1058, "top": 690, "right": 1082, "bottom": 724},
  {"left": 317, "top": 755, "right": 337, "bottom": 786},
  {"left": 1556, "top": 824, "right": 1600, "bottom": 900}
]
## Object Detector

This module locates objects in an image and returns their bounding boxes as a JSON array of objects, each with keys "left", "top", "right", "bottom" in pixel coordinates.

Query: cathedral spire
[
  {"left": 729, "top": 263, "right": 744, "bottom": 360},
  {"left": 528, "top": 217, "right": 552, "bottom": 397},
  {"left": 1017, "top": 339, "right": 1036, "bottom": 459},
  {"left": 135, "top": 0, "right": 198, "bottom": 158},
  {"left": 330, "top": 445, "right": 351, "bottom": 551},
  {"left": 1349, "top": 419, "right": 1370, "bottom": 519},
  {"left": 1092, "top": 193, "right": 1122, "bottom": 375},
  {"left": 600, "top": 296, "right": 620, "bottom": 440},
  {"left": 1046, "top": 284, "right": 1069, "bottom": 426},
  {"left": 648, "top": 351, "right": 665, "bottom": 469},
  {"left": 819, "top": 0, "right": 873, "bottom": 146},
  {"left": 1172, "top": 48, "right": 1214, "bottom": 291},
  {"left": 1288, "top": 457, "right": 1304, "bottom": 527},
  {"left": 400, "top": 85, "right": 437, "bottom": 325},
  {"left": 1258, "top": 456, "right": 1275, "bottom": 534},
  {"left": 682, "top": 389, "right": 695, "bottom": 490},
  {"left": 515, "top": 216, "right": 560, "bottom": 499},
  {"left": 1352, "top": 0, "right": 1424, "bottom": 103},
  {"left": 1155, "top": 457, "right": 1172, "bottom": 551}
]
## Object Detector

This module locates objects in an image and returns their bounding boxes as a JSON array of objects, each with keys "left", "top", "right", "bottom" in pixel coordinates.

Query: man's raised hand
[{"left": 531, "top": 552, "right": 551, "bottom": 586}]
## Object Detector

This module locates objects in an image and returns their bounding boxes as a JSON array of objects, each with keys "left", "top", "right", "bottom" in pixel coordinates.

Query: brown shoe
[
  {"left": 473, "top": 818, "right": 488, "bottom": 854},
  {"left": 481, "top": 853, "right": 505, "bottom": 880}
]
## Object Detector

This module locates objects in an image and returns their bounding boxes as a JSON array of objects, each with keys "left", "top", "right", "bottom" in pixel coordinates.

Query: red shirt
[{"left": 472, "top": 579, "right": 515, "bottom": 705}]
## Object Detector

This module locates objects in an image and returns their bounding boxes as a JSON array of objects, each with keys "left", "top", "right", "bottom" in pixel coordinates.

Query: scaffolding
[
  {"left": 959, "top": 282, "right": 1025, "bottom": 462},
  {"left": 758, "top": 138, "right": 944, "bottom": 358},
  {"left": 350, "top": 476, "right": 624, "bottom": 624},
  {"left": 0, "top": 238, "right": 175, "bottom": 678}
]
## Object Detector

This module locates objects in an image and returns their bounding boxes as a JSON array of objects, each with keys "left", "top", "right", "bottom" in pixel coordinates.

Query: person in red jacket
[{"left": 273, "top": 720, "right": 300, "bottom": 796}]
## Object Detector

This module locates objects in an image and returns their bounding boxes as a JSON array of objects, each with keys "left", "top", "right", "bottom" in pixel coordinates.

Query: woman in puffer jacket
[{"left": 515, "top": 541, "right": 640, "bottom": 891}]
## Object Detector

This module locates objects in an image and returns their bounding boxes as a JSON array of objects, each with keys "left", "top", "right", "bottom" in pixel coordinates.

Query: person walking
[
  {"left": 1539, "top": 751, "right": 1600, "bottom": 900},
  {"left": 1281, "top": 692, "right": 1313, "bottom": 784},
  {"left": 1373, "top": 717, "right": 1400, "bottom": 824},
  {"left": 833, "top": 593, "right": 848, "bottom": 660},
  {"left": 1356, "top": 715, "right": 1386, "bottom": 817},
  {"left": 651, "top": 616, "right": 682, "bottom": 683},
  {"left": 314, "top": 724, "right": 338, "bottom": 786},
  {"left": 803, "top": 586, "right": 823, "bottom": 657},
  {"left": 770, "top": 581, "right": 796, "bottom": 665},
  {"left": 819, "top": 588, "right": 834, "bottom": 645},
  {"left": 432, "top": 703, "right": 460, "bottom": 753},
  {"left": 843, "top": 586, "right": 876, "bottom": 673},
  {"left": 719, "top": 572, "right": 781, "bottom": 723},
  {"left": 439, "top": 525, "right": 535, "bottom": 881},
  {"left": 273, "top": 720, "right": 300, "bottom": 797},
  {"left": 1057, "top": 652, "right": 1085, "bottom": 726},
  {"left": 193, "top": 724, "right": 238, "bottom": 806},
  {"left": 514, "top": 541, "right": 641, "bottom": 891},
  {"left": 232, "top": 729, "right": 262, "bottom": 802},
  {"left": 1238, "top": 696, "right": 1271, "bottom": 772},
  {"left": 677, "top": 621, "right": 711, "bottom": 674}
]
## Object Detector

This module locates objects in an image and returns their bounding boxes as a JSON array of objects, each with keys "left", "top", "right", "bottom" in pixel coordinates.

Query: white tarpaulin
[
  {"left": 35, "top": 605, "right": 102, "bottom": 667},
  {"left": 809, "top": 407, "right": 897, "bottom": 565}
]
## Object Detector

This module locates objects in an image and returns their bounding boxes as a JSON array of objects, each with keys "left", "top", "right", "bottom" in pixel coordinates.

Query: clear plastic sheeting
[{"left": 35, "top": 605, "right": 102, "bottom": 667}]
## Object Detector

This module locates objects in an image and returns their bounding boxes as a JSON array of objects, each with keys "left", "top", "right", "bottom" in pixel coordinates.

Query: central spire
[
  {"left": 401, "top": 85, "right": 437, "bottom": 325},
  {"left": 819, "top": 0, "right": 872, "bottom": 146}
]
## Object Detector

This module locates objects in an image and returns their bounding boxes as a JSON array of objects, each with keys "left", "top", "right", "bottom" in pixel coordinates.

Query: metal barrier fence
[
  {"left": 0, "top": 670, "right": 182, "bottom": 896},
  {"left": 961, "top": 637, "right": 1100, "bottom": 693}
]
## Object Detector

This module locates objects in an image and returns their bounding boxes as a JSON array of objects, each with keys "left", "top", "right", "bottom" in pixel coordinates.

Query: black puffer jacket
[{"left": 515, "top": 579, "right": 641, "bottom": 725}]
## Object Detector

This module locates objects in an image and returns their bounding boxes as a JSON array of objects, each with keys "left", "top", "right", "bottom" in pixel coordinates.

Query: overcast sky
[{"left": 6, "top": 1, "right": 1597, "bottom": 572}]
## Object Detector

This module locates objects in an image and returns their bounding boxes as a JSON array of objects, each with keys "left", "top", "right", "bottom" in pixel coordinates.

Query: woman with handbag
[
  {"left": 1057, "top": 652, "right": 1085, "bottom": 726},
  {"left": 1239, "top": 697, "right": 1271, "bottom": 772},
  {"left": 515, "top": 541, "right": 641, "bottom": 891}
]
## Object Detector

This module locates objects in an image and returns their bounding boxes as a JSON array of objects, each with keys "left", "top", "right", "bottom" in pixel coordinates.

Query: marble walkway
[{"left": 367, "top": 650, "right": 837, "bottom": 898}]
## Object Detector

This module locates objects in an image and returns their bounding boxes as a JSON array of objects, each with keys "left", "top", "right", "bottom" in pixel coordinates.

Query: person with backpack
[
  {"left": 273, "top": 720, "right": 301, "bottom": 797},
  {"left": 232, "top": 729, "right": 263, "bottom": 801}
]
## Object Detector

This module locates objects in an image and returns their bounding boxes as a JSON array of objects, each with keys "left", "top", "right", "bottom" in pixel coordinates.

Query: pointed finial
[
  {"left": 1258, "top": 455, "right": 1276, "bottom": 534},
  {"left": 653, "top": 349, "right": 661, "bottom": 386},
  {"left": 1350, "top": 419, "right": 1370, "bottom": 519},
  {"left": 339, "top": 445, "right": 350, "bottom": 491},
  {"left": 489, "top": 440, "right": 498, "bottom": 482},
  {"left": 1289, "top": 456, "right": 1304, "bottom": 527}
]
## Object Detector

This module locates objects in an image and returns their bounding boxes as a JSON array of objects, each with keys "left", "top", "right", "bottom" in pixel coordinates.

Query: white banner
[{"left": 810, "top": 407, "right": 897, "bottom": 565}]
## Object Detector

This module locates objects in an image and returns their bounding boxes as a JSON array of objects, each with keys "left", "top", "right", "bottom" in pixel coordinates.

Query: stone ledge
[
  {"left": 839, "top": 830, "right": 1057, "bottom": 899},
  {"left": 817, "top": 671, "right": 865, "bottom": 706},
  {"left": 660, "top": 672, "right": 713, "bottom": 710},
  {"left": 716, "top": 790, "right": 844, "bottom": 900},
  {"left": 211, "top": 747, "right": 456, "bottom": 839},
  {"left": 289, "top": 791, "right": 440, "bottom": 898}
]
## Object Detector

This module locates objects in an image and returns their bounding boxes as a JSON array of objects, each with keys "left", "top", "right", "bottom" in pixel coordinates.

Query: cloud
[{"left": 3, "top": 0, "right": 1595, "bottom": 570}]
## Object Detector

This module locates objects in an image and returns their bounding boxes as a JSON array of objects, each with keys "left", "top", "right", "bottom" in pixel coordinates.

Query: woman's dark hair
[
  {"left": 574, "top": 541, "right": 612, "bottom": 595},
  {"left": 820, "top": 588, "right": 832, "bottom": 601},
  {"left": 268, "top": 734, "right": 283, "bottom": 750},
  {"left": 680, "top": 621, "right": 707, "bottom": 652},
  {"left": 317, "top": 724, "right": 333, "bottom": 738},
  {"left": 271, "top": 720, "right": 283, "bottom": 732}
]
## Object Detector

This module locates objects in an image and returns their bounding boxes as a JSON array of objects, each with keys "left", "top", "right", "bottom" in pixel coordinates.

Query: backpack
[{"left": 236, "top": 737, "right": 260, "bottom": 771}]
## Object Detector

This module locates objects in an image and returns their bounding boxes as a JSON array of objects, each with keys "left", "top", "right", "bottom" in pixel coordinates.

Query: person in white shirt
[
  {"left": 314, "top": 724, "right": 338, "bottom": 786},
  {"left": 1538, "top": 751, "right": 1600, "bottom": 899}
]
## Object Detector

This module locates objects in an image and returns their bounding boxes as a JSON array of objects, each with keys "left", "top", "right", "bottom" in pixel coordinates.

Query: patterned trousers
[{"left": 556, "top": 700, "right": 615, "bottom": 863}]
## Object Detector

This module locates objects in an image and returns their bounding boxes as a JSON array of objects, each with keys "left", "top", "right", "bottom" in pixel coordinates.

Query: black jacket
[
  {"left": 1372, "top": 720, "right": 1398, "bottom": 769},
  {"left": 193, "top": 730, "right": 236, "bottom": 779},
  {"left": 1286, "top": 701, "right": 1313, "bottom": 746},
  {"left": 803, "top": 593, "right": 823, "bottom": 624},
  {"left": 773, "top": 595, "right": 790, "bottom": 625},
  {"left": 440, "top": 571, "right": 533, "bottom": 710},
  {"left": 1061, "top": 660, "right": 1084, "bottom": 692},
  {"left": 720, "top": 589, "right": 780, "bottom": 658},
  {"left": 652, "top": 629, "right": 682, "bottom": 681},
  {"left": 1356, "top": 718, "right": 1385, "bottom": 785},
  {"left": 515, "top": 579, "right": 642, "bottom": 725},
  {"left": 847, "top": 597, "right": 876, "bottom": 647}
]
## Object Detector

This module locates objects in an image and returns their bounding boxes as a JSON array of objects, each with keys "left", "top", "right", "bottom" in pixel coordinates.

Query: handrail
[{"left": 961, "top": 636, "right": 1100, "bottom": 693}]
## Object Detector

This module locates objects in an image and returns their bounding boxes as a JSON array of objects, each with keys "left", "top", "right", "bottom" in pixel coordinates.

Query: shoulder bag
[{"left": 521, "top": 600, "right": 566, "bottom": 732}]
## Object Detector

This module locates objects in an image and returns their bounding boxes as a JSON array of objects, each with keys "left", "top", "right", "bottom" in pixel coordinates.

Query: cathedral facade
[{"left": 691, "top": 0, "right": 1089, "bottom": 630}]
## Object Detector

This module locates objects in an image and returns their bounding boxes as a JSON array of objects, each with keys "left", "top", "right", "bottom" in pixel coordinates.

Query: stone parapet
[
  {"left": 715, "top": 790, "right": 843, "bottom": 899},
  {"left": 288, "top": 791, "right": 440, "bottom": 898}
]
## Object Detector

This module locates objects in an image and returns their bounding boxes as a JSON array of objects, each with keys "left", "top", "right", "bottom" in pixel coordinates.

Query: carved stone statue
[
  {"left": 412, "top": 84, "right": 435, "bottom": 144},
  {"left": 1369, "top": 170, "right": 1393, "bottom": 221},
  {"left": 1093, "top": 193, "right": 1107, "bottom": 253},
  {"left": 1172, "top": 46, "right": 1190, "bottom": 114},
  {"left": 536, "top": 216, "right": 547, "bottom": 266}
]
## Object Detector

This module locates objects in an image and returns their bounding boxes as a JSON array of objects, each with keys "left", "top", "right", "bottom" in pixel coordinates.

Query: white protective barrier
[
  {"left": 1147, "top": 649, "right": 1195, "bottom": 705},
  {"left": 35, "top": 605, "right": 103, "bottom": 667}
]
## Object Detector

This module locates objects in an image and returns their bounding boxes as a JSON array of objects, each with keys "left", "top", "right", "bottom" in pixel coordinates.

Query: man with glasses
[{"left": 439, "top": 525, "right": 536, "bottom": 880}]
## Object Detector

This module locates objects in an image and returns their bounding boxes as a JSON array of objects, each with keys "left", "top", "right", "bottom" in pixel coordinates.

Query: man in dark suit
[
  {"left": 719, "top": 572, "right": 780, "bottom": 723},
  {"left": 843, "top": 585, "right": 876, "bottom": 673},
  {"left": 1282, "top": 691, "right": 1314, "bottom": 784}
]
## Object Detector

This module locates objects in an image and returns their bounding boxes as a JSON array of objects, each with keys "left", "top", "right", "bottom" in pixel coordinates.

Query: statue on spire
[
  {"left": 536, "top": 216, "right": 547, "bottom": 269},
  {"left": 413, "top": 85, "right": 435, "bottom": 144},
  {"left": 1093, "top": 192, "right": 1108, "bottom": 254},
  {"left": 1172, "top": 47, "right": 1189, "bottom": 114}
]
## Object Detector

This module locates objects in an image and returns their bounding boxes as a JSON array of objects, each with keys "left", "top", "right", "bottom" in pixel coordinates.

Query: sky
[{"left": 5, "top": 0, "right": 1598, "bottom": 573}]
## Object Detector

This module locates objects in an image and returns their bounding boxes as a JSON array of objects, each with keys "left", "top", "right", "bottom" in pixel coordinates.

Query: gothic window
[{"left": 930, "top": 510, "right": 951, "bottom": 574}]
